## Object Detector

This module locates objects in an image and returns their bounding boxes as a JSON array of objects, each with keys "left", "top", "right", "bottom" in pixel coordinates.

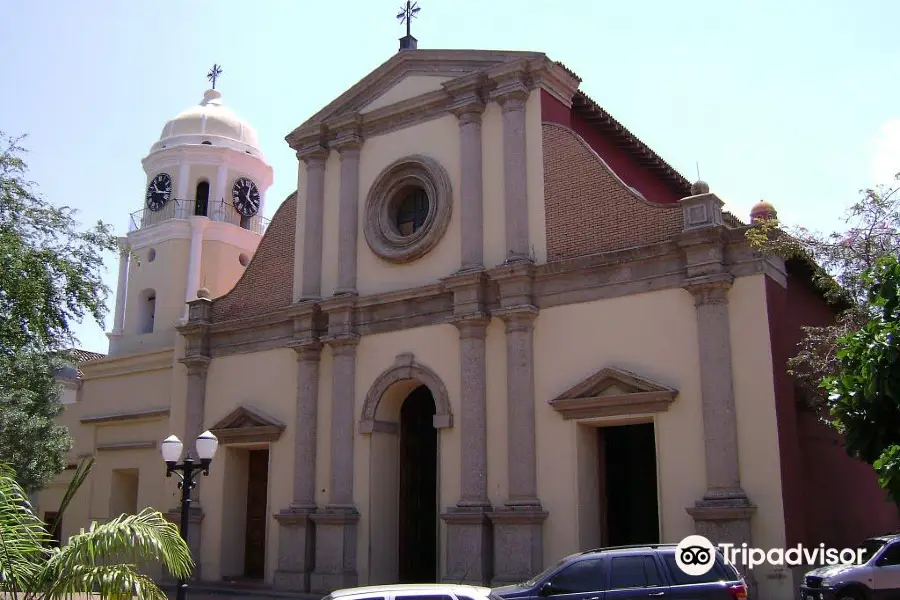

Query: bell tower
[{"left": 106, "top": 78, "right": 274, "bottom": 356}]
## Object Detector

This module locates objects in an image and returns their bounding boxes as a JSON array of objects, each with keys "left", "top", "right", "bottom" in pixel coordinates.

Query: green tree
[
  {"left": 822, "top": 255, "right": 900, "bottom": 506},
  {"left": 0, "top": 458, "right": 192, "bottom": 600},
  {"left": 747, "top": 173, "right": 900, "bottom": 504},
  {"left": 0, "top": 131, "right": 119, "bottom": 491}
]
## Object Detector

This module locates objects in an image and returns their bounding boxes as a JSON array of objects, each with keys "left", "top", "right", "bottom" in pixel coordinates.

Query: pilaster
[
  {"left": 487, "top": 263, "right": 547, "bottom": 585},
  {"left": 274, "top": 303, "right": 323, "bottom": 591},
  {"left": 440, "top": 270, "right": 493, "bottom": 585},
  {"left": 491, "top": 74, "right": 532, "bottom": 264},
  {"left": 677, "top": 187, "right": 756, "bottom": 582},
  {"left": 299, "top": 143, "right": 329, "bottom": 300},
  {"left": 333, "top": 125, "right": 362, "bottom": 295},
  {"left": 310, "top": 297, "right": 360, "bottom": 594}
]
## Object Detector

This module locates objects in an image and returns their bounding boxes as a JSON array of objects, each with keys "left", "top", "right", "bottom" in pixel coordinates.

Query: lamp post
[{"left": 161, "top": 430, "right": 219, "bottom": 600}]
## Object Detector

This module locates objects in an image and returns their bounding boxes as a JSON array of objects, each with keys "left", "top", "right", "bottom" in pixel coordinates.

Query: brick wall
[
  {"left": 542, "top": 123, "right": 683, "bottom": 262},
  {"left": 211, "top": 192, "right": 297, "bottom": 322}
]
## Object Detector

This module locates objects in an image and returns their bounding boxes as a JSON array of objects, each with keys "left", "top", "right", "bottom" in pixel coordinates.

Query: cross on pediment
[
  {"left": 548, "top": 367, "right": 678, "bottom": 420},
  {"left": 209, "top": 405, "right": 286, "bottom": 444}
]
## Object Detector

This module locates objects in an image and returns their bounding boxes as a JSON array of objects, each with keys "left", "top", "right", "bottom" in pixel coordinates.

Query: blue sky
[{"left": 2, "top": 0, "right": 899, "bottom": 354}]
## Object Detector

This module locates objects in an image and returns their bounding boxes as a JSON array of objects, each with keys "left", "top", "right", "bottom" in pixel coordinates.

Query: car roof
[
  {"left": 867, "top": 534, "right": 900, "bottom": 543},
  {"left": 581, "top": 543, "right": 680, "bottom": 556},
  {"left": 329, "top": 583, "right": 492, "bottom": 598}
]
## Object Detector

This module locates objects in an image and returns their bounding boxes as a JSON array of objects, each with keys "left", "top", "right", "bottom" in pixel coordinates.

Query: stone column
[
  {"left": 497, "top": 90, "right": 531, "bottom": 263},
  {"left": 311, "top": 315, "right": 360, "bottom": 593},
  {"left": 211, "top": 164, "right": 228, "bottom": 220},
  {"left": 299, "top": 146, "right": 329, "bottom": 300},
  {"left": 454, "top": 103, "right": 485, "bottom": 271},
  {"left": 176, "top": 162, "right": 190, "bottom": 218},
  {"left": 335, "top": 136, "right": 362, "bottom": 294},
  {"left": 183, "top": 217, "right": 208, "bottom": 319},
  {"left": 112, "top": 239, "right": 130, "bottom": 332},
  {"left": 171, "top": 355, "right": 210, "bottom": 578},
  {"left": 275, "top": 333, "right": 322, "bottom": 592},
  {"left": 489, "top": 264, "right": 547, "bottom": 586},
  {"left": 678, "top": 184, "right": 756, "bottom": 589},
  {"left": 440, "top": 269, "right": 493, "bottom": 584}
]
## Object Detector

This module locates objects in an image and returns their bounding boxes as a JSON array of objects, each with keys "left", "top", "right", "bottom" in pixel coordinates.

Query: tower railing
[{"left": 128, "top": 199, "right": 270, "bottom": 235}]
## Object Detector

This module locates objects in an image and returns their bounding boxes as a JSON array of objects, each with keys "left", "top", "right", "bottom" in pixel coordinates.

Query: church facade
[{"left": 38, "top": 48, "right": 899, "bottom": 600}]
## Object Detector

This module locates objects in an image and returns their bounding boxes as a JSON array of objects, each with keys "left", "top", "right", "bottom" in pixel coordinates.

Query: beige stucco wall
[
  {"left": 124, "top": 238, "right": 190, "bottom": 336},
  {"left": 200, "top": 239, "right": 250, "bottom": 297},
  {"left": 199, "top": 348, "right": 296, "bottom": 582}
]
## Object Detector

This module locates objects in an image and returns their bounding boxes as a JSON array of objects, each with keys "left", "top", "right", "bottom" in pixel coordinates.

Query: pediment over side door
[
  {"left": 548, "top": 367, "right": 678, "bottom": 420},
  {"left": 209, "top": 405, "right": 286, "bottom": 445}
]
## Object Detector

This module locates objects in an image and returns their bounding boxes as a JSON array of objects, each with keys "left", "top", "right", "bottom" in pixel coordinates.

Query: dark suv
[{"left": 492, "top": 544, "right": 748, "bottom": 600}]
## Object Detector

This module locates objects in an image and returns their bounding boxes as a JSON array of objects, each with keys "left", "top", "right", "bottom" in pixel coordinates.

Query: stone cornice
[
  {"left": 201, "top": 232, "right": 774, "bottom": 358},
  {"left": 97, "top": 441, "right": 158, "bottom": 452},
  {"left": 79, "top": 349, "right": 174, "bottom": 381},
  {"left": 80, "top": 407, "right": 170, "bottom": 426},
  {"left": 141, "top": 144, "right": 274, "bottom": 186}
]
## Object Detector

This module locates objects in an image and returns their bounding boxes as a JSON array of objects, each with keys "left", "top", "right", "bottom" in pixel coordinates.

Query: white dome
[{"left": 150, "top": 89, "right": 261, "bottom": 154}]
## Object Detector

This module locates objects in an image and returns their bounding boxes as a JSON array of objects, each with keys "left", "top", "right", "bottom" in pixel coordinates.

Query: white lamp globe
[
  {"left": 161, "top": 435, "right": 183, "bottom": 463},
  {"left": 195, "top": 430, "right": 219, "bottom": 461}
]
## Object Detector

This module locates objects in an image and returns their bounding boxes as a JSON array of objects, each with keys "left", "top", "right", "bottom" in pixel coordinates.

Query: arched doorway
[{"left": 398, "top": 385, "right": 437, "bottom": 583}]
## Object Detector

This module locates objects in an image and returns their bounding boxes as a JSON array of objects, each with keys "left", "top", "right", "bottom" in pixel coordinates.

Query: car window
[
  {"left": 661, "top": 553, "right": 733, "bottom": 585},
  {"left": 549, "top": 557, "right": 606, "bottom": 594},
  {"left": 878, "top": 543, "right": 900, "bottom": 566},
  {"left": 608, "top": 555, "right": 664, "bottom": 590}
]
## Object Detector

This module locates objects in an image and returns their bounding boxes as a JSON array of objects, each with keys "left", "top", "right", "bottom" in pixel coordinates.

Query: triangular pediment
[
  {"left": 209, "top": 405, "right": 285, "bottom": 444},
  {"left": 287, "top": 49, "right": 547, "bottom": 142},
  {"left": 549, "top": 367, "right": 678, "bottom": 420}
]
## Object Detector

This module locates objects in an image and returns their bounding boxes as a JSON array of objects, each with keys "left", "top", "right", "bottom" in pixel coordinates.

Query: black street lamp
[{"left": 161, "top": 430, "right": 219, "bottom": 600}]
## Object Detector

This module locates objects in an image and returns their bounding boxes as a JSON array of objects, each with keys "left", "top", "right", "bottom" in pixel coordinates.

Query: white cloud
[{"left": 871, "top": 119, "right": 900, "bottom": 186}]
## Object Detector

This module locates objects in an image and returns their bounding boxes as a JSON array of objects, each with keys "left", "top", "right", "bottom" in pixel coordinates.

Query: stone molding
[
  {"left": 209, "top": 404, "right": 286, "bottom": 445},
  {"left": 96, "top": 441, "right": 158, "bottom": 452},
  {"left": 202, "top": 226, "right": 781, "bottom": 356},
  {"left": 548, "top": 367, "right": 678, "bottom": 420},
  {"left": 285, "top": 51, "right": 577, "bottom": 150},
  {"left": 359, "top": 352, "right": 453, "bottom": 433},
  {"left": 363, "top": 154, "right": 453, "bottom": 264},
  {"left": 80, "top": 407, "right": 170, "bottom": 426}
]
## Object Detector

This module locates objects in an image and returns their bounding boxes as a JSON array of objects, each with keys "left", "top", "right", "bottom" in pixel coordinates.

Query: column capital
[
  {"left": 180, "top": 355, "right": 211, "bottom": 376},
  {"left": 290, "top": 341, "right": 323, "bottom": 362},
  {"left": 325, "top": 334, "right": 360, "bottom": 356},
  {"left": 453, "top": 315, "right": 491, "bottom": 339},
  {"left": 332, "top": 134, "right": 362, "bottom": 157},
  {"left": 684, "top": 274, "right": 733, "bottom": 306},
  {"left": 297, "top": 144, "right": 329, "bottom": 167},
  {"left": 494, "top": 305, "right": 539, "bottom": 331}
]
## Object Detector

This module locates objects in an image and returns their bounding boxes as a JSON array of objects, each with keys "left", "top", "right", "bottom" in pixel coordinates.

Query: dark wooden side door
[
  {"left": 398, "top": 386, "right": 438, "bottom": 583},
  {"left": 244, "top": 449, "right": 269, "bottom": 578}
]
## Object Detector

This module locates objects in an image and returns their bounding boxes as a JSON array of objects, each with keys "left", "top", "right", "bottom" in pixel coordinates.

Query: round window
[{"left": 393, "top": 186, "right": 430, "bottom": 237}]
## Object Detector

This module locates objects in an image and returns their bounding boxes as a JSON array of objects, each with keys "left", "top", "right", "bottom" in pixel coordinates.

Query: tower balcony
[{"left": 128, "top": 198, "right": 270, "bottom": 235}]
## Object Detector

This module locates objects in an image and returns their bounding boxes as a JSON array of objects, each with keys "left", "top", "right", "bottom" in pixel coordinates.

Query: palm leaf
[
  {"left": 38, "top": 507, "right": 193, "bottom": 599},
  {"left": 47, "top": 456, "right": 93, "bottom": 539},
  {"left": 0, "top": 462, "right": 51, "bottom": 596}
]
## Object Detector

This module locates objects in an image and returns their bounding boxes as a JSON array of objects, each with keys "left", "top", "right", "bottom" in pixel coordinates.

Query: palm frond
[
  {"left": 41, "top": 507, "right": 193, "bottom": 592},
  {"left": 0, "top": 462, "right": 51, "bottom": 595},
  {"left": 42, "top": 562, "right": 170, "bottom": 600},
  {"left": 47, "top": 456, "right": 93, "bottom": 538}
]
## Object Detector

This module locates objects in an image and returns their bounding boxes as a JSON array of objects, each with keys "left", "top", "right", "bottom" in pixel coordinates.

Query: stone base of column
[
  {"left": 310, "top": 507, "right": 360, "bottom": 594},
  {"left": 164, "top": 506, "right": 204, "bottom": 582},
  {"left": 488, "top": 505, "right": 548, "bottom": 587},
  {"left": 441, "top": 505, "right": 493, "bottom": 586},
  {"left": 687, "top": 493, "right": 757, "bottom": 597},
  {"left": 273, "top": 506, "right": 317, "bottom": 592}
]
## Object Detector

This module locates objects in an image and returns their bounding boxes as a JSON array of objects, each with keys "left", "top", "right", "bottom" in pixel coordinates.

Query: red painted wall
[
  {"left": 539, "top": 90, "right": 682, "bottom": 206},
  {"left": 767, "top": 269, "right": 899, "bottom": 549}
]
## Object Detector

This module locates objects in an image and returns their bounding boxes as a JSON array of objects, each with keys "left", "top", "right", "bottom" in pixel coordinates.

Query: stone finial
[
  {"left": 750, "top": 200, "right": 777, "bottom": 223},
  {"left": 691, "top": 180, "right": 710, "bottom": 195},
  {"left": 196, "top": 287, "right": 211, "bottom": 299}
]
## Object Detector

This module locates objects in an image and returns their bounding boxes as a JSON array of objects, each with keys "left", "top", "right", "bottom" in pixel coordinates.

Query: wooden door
[{"left": 243, "top": 449, "right": 269, "bottom": 578}]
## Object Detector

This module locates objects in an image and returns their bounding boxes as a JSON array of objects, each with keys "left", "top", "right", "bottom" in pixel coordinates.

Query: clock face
[
  {"left": 232, "top": 177, "right": 261, "bottom": 217},
  {"left": 145, "top": 173, "right": 172, "bottom": 212}
]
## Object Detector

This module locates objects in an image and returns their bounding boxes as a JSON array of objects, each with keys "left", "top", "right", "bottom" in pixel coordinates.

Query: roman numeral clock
[
  {"left": 232, "top": 177, "right": 261, "bottom": 217},
  {"left": 145, "top": 173, "right": 172, "bottom": 211}
]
